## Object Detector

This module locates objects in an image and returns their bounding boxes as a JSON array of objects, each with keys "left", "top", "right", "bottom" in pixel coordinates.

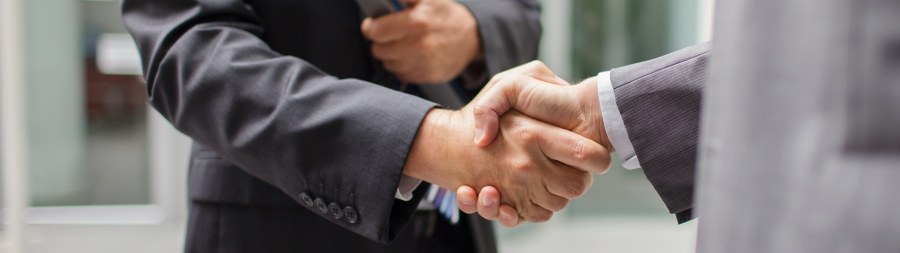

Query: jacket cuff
[{"left": 675, "top": 208, "right": 694, "bottom": 223}]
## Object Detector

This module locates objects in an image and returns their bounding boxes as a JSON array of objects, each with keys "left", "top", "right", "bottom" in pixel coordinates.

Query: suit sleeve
[
  {"left": 609, "top": 42, "right": 711, "bottom": 223},
  {"left": 121, "top": 0, "right": 437, "bottom": 244},
  {"left": 459, "top": 0, "right": 541, "bottom": 87}
]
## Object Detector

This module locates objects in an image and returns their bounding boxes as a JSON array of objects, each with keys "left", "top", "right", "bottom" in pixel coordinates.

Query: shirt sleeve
[
  {"left": 395, "top": 175, "right": 423, "bottom": 201},
  {"left": 597, "top": 71, "right": 642, "bottom": 169}
]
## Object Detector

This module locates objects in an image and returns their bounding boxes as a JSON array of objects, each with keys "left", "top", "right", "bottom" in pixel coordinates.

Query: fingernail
[
  {"left": 461, "top": 196, "right": 473, "bottom": 205},
  {"left": 474, "top": 127, "right": 484, "bottom": 143},
  {"left": 482, "top": 197, "right": 494, "bottom": 207},
  {"left": 500, "top": 212, "right": 510, "bottom": 221}
]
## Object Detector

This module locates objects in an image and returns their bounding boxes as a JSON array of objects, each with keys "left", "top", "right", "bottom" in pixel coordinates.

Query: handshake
[{"left": 403, "top": 61, "right": 614, "bottom": 227}]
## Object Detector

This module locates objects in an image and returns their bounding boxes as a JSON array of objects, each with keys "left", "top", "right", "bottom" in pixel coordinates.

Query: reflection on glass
[{"left": 27, "top": 0, "right": 149, "bottom": 206}]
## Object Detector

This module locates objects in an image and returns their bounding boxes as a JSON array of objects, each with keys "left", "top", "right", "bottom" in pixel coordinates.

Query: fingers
[
  {"left": 471, "top": 75, "right": 538, "bottom": 146},
  {"left": 382, "top": 59, "right": 416, "bottom": 77},
  {"left": 519, "top": 201, "right": 554, "bottom": 223},
  {"left": 456, "top": 185, "right": 478, "bottom": 214},
  {"left": 537, "top": 125, "right": 612, "bottom": 175},
  {"left": 463, "top": 187, "right": 536, "bottom": 227},
  {"left": 474, "top": 186, "right": 552, "bottom": 224},
  {"left": 476, "top": 186, "right": 501, "bottom": 220},
  {"left": 370, "top": 39, "right": 411, "bottom": 62},
  {"left": 542, "top": 161, "right": 594, "bottom": 200},
  {"left": 480, "top": 61, "right": 566, "bottom": 94},
  {"left": 487, "top": 76, "right": 578, "bottom": 138},
  {"left": 472, "top": 61, "right": 571, "bottom": 147},
  {"left": 497, "top": 204, "right": 522, "bottom": 227},
  {"left": 360, "top": 12, "right": 418, "bottom": 44},
  {"left": 532, "top": 189, "right": 570, "bottom": 212},
  {"left": 465, "top": 186, "right": 522, "bottom": 227}
]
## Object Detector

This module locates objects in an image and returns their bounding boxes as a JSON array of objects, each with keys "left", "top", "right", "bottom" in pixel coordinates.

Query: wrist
[
  {"left": 575, "top": 78, "right": 614, "bottom": 152},
  {"left": 403, "top": 108, "right": 470, "bottom": 189}
]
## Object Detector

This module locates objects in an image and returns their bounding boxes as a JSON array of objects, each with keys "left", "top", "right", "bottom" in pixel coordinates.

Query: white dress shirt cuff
[
  {"left": 597, "top": 71, "right": 642, "bottom": 170},
  {"left": 395, "top": 175, "right": 423, "bottom": 201}
]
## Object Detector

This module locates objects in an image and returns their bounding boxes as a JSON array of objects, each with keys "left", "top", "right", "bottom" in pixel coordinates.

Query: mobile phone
[{"left": 355, "top": 0, "right": 406, "bottom": 18}]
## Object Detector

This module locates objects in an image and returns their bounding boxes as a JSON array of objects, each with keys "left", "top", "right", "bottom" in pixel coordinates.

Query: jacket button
[
  {"left": 343, "top": 206, "right": 358, "bottom": 224},
  {"left": 299, "top": 192, "right": 314, "bottom": 207},
  {"left": 328, "top": 203, "right": 343, "bottom": 219},
  {"left": 314, "top": 198, "right": 328, "bottom": 213}
]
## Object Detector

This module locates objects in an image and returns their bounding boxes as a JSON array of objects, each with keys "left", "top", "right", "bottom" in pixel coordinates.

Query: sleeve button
[
  {"left": 314, "top": 198, "right": 328, "bottom": 213},
  {"left": 299, "top": 192, "right": 314, "bottom": 207},
  {"left": 328, "top": 203, "right": 343, "bottom": 219},
  {"left": 343, "top": 206, "right": 358, "bottom": 224}
]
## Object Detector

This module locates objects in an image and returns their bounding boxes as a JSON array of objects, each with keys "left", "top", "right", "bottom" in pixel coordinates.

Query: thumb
[
  {"left": 472, "top": 61, "right": 567, "bottom": 146},
  {"left": 473, "top": 76, "right": 582, "bottom": 146},
  {"left": 472, "top": 77, "right": 520, "bottom": 146}
]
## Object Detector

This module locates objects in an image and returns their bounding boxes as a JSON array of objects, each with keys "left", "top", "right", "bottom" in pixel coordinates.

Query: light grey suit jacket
[{"left": 610, "top": 0, "right": 900, "bottom": 251}]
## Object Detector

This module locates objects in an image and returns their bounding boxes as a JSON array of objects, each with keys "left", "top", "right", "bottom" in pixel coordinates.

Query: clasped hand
[
  {"left": 366, "top": 0, "right": 612, "bottom": 226},
  {"left": 462, "top": 62, "right": 614, "bottom": 227},
  {"left": 403, "top": 62, "right": 612, "bottom": 227}
]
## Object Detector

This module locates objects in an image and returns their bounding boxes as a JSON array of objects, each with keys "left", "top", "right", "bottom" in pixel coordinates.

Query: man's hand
[
  {"left": 472, "top": 61, "right": 610, "bottom": 150},
  {"left": 403, "top": 106, "right": 609, "bottom": 223},
  {"left": 456, "top": 61, "right": 614, "bottom": 227},
  {"left": 360, "top": 0, "right": 482, "bottom": 84}
]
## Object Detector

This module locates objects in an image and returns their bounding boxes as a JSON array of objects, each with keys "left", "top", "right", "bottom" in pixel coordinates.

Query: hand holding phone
[{"left": 358, "top": 0, "right": 483, "bottom": 85}]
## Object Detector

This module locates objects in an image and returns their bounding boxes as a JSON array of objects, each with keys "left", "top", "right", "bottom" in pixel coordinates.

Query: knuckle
[
  {"left": 487, "top": 74, "right": 504, "bottom": 86},
  {"left": 530, "top": 212, "right": 552, "bottom": 223},
  {"left": 572, "top": 140, "right": 588, "bottom": 163},
  {"left": 409, "top": 16, "right": 429, "bottom": 33},
  {"left": 566, "top": 173, "right": 591, "bottom": 198},
  {"left": 472, "top": 103, "right": 489, "bottom": 116},
  {"left": 551, "top": 199, "right": 569, "bottom": 212},
  {"left": 509, "top": 158, "right": 532, "bottom": 174},
  {"left": 526, "top": 60, "right": 545, "bottom": 70},
  {"left": 571, "top": 180, "right": 588, "bottom": 197},
  {"left": 513, "top": 125, "right": 536, "bottom": 142},
  {"left": 526, "top": 61, "right": 550, "bottom": 73}
]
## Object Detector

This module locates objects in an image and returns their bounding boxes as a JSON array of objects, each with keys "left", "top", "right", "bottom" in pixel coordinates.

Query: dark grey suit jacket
[
  {"left": 121, "top": 0, "right": 540, "bottom": 252},
  {"left": 611, "top": 0, "right": 900, "bottom": 251}
]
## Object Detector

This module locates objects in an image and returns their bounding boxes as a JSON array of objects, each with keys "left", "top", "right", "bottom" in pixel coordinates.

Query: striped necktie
[{"left": 425, "top": 184, "right": 460, "bottom": 225}]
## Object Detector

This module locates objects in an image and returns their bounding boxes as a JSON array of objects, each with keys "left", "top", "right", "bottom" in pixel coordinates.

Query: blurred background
[{"left": 0, "top": 0, "right": 712, "bottom": 252}]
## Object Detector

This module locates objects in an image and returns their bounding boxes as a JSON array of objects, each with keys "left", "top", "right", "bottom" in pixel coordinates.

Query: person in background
[{"left": 122, "top": 0, "right": 610, "bottom": 252}]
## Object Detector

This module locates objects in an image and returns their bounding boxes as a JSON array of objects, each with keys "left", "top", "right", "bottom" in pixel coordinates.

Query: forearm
[{"left": 123, "top": 0, "right": 437, "bottom": 243}]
